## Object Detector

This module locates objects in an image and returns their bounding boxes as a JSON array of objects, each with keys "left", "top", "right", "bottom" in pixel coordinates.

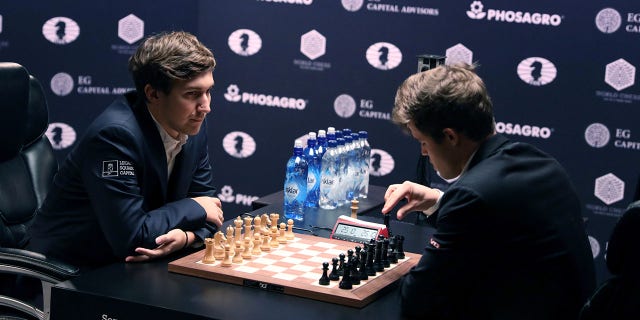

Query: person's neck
[{"left": 147, "top": 104, "right": 180, "bottom": 140}]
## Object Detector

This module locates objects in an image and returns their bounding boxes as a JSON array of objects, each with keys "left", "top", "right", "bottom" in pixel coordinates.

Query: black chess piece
[
  {"left": 359, "top": 248, "right": 369, "bottom": 280},
  {"left": 339, "top": 261, "right": 353, "bottom": 290},
  {"left": 319, "top": 262, "right": 330, "bottom": 285},
  {"left": 384, "top": 213, "right": 392, "bottom": 237},
  {"left": 350, "top": 251, "right": 361, "bottom": 285},
  {"left": 329, "top": 257, "right": 340, "bottom": 281},
  {"left": 365, "top": 242, "right": 376, "bottom": 276},
  {"left": 374, "top": 240, "right": 384, "bottom": 272},
  {"left": 381, "top": 238, "right": 390, "bottom": 268},
  {"left": 397, "top": 235, "right": 405, "bottom": 259},
  {"left": 388, "top": 237, "right": 398, "bottom": 264},
  {"left": 338, "top": 253, "right": 346, "bottom": 276},
  {"left": 347, "top": 249, "right": 354, "bottom": 265}
]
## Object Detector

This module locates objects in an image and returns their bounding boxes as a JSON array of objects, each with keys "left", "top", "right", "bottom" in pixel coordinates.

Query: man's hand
[
  {"left": 382, "top": 181, "right": 442, "bottom": 220},
  {"left": 192, "top": 196, "right": 224, "bottom": 228},
  {"left": 125, "top": 229, "right": 188, "bottom": 263}
]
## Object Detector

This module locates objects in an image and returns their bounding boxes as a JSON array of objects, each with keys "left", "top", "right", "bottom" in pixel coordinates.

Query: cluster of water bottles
[{"left": 283, "top": 127, "right": 372, "bottom": 221}]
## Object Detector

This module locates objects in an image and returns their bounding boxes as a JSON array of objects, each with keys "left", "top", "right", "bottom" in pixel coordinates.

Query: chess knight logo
[
  {"left": 369, "top": 149, "right": 395, "bottom": 177},
  {"left": 45, "top": 123, "right": 77, "bottom": 150},
  {"left": 366, "top": 42, "right": 403, "bottom": 71},
  {"left": 517, "top": 57, "right": 557, "bottom": 86},
  {"left": 228, "top": 29, "right": 262, "bottom": 56},
  {"left": 42, "top": 17, "right": 80, "bottom": 44},
  {"left": 222, "top": 131, "right": 256, "bottom": 158},
  {"left": 584, "top": 123, "right": 610, "bottom": 148}
]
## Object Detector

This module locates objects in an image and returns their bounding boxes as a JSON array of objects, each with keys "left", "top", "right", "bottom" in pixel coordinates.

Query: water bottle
[
  {"left": 319, "top": 140, "right": 339, "bottom": 210},
  {"left": 304, "top": 132, "right": 320, "bottom": 208},
  {"left": 358, "top": 131, "right": 371, "bottom": 198},
  {"left": 335, "top": 137, "right": 348, "bottom": 206},
  {"left": 349, "top": 132, "right": 361, "bottom": 201},
  {"left": 343, "top": 135, "right": 357, "bottom": 202},
  {"left": 327, "top": 127, "right": 336, "bottom": 142},
  {"left": 284, "top": 139, "right": 308, "bottom": 221},
  {"left": 316, "top": 129, "right": 327, "bottom": 159}
]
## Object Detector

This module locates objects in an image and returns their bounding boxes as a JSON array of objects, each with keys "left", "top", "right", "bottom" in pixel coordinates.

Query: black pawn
[
  {"left": 329, "top": 257, "right": 340, "bottom": 281},
  {"left": 350, "top": 252, "right": 361, "bottom": 285},
  {"left": 359, "top": 248, "right": 369, "bottom": 281},
  {"left": 381, "top": 239, "right": 390, "bottom": 268},
  {"left": 338, "top": 253, "right": 346, "bottom": 276},
  {"left": 396, "top": 235, "right": 405, "bottom": 259},
  {"left": 339, "top": 262, "right": 353, "bottom": 289},
  {"left": 319, "top": 262, "right": 330, "bottom": 285}
]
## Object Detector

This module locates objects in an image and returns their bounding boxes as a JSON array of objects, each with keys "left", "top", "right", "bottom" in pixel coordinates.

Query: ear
[
  {"left": 442, "top": 128, "right": 460, "bottom": 146},
  {"left": 143, "top": 84, "right": 160, "bottom": 103}
]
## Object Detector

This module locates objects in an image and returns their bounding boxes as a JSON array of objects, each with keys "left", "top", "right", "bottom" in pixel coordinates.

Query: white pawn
[
  {"left": 252, "top": 234, "right": 262, "bottom": 255},
  {"left": 221, "top": 244, "right": 232, "bottom": 267},
  {"left": 285, "top": 219, "right": 295, "bottom": 240}
]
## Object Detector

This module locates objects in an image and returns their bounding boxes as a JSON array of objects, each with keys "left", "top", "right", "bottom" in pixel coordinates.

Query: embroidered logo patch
[
  {"left": 429, "top": 238, "right": 441, "bottom": 249},
  {"left": 102, "top": 160, "right": 119, "bottom": 177}
]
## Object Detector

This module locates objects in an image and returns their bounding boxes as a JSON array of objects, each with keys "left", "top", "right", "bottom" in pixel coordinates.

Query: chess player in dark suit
[
  {"left": 382, "top": 64, "right": 596, "bottom": 319},
  {"left": 27, "top": 31, "right": 224, "bottom": 271}
]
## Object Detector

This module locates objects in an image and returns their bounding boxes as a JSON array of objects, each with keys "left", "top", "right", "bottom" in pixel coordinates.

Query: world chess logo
[
  {"left": 300, "top": 30, "right": 326, "bottom": 60},
  {"left": 102, "top": 160, "right": 119, "bottom": 177},
  {"left": 445, "top": 43, "right": 473, "bottom": 66},
  {"left": 594, "top": 173, "right": 625, "bottom": 205},
  {"left": 222, "top": 131, "right": 256, "bottom": 158},
  {"left": 584, "top": 123, "right": 610, "bottom": 148},
  {"left": 588, "top": 236, "right": 600, "bottom": 259},
  {"left": 369, "top": 149, "right": 395, "bottom": 177},
  {"left": 517, "top": 57, "right": 557, "bottom": 86},
  {"left": 341, "top": 0, "right": 364, "bottom": 12},
  {"left": 217, "top": 185, "right": 235, "bottom": 203},
  {"left": 595, "top": 8, "right": 622, "bottom": 34},
  {"left": 228, "top": 29, "right": 262, "bottom": 56},
  {"left": 42, "top": 17, "right": 80, "bottom": 44},
  {"left": 224, "top": 84, "right": 242, "bottom": 102},
  {"left": 366, "top": 42, "right": 402, "bottom": 70},
  {"left": 118, "top": 14, "right": 144, "bottom": 44},
  {"left": 605, "top": 59, "right": 636, "bottom": 91},
  {"left": 45, "top": 122, "right": 76, "bottom": 150},
  {"left": 50, "top": 72, "right": 74, "bottom": 96},
  {"left": 333, "top": 94, "right": 356, "bottom": 118},
  {"left": 466, "top": 1, "right": 487, "bottom": 19}
]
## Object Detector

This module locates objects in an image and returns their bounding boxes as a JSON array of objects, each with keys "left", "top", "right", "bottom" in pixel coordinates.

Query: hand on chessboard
[
  {"left": 192, "top": 196, "right": 224, "bottom": 227},
  {"left": 382, "top": 181, "right": 443, "bottom": 220},
  {"left": 125, "top": 228, "right": 192, "bottom": 263}
]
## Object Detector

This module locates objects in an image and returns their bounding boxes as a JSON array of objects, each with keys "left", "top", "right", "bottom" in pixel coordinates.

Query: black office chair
[
  {"left": 580, "top": 200, "right": 640, "bottom": 320},
  {"left": 0, "top": 62, "right": 79, "bottom": 320}
]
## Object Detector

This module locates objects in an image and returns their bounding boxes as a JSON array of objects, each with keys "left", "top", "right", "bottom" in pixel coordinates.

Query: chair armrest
[{"left": 0, "top": 247, "right": 79, "bottom": 282}]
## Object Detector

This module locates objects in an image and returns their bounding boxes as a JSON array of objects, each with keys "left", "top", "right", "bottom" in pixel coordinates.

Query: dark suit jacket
[
  {"left": 401, "top": 134, "right": 596, "bottom": 319},
  {"left": 28, "top": 92, "right": 216, "bottom": 269}
]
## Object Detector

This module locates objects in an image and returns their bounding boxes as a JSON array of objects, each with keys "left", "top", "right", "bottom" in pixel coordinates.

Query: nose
[{"left": 198, "top": 103, "right": 211, "bottom": 114}]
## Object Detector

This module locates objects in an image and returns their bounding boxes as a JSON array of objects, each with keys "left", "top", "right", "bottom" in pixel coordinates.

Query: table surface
[{"left": 51, "top": 186, "right": 434, "bottom": 320}]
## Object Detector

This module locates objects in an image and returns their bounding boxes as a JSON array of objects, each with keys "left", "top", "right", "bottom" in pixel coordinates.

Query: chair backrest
[{"left": 0, "top": 62, "right": 57, "bottom": 249}]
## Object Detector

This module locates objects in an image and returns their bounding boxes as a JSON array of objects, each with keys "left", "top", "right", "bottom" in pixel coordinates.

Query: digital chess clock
[{"left": 330, "top": 215, "right": 389, "bottom": 244}]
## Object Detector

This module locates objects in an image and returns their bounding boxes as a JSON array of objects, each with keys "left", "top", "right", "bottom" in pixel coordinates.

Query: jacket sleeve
[
  {"left": 400, "top": 186, "right": 488, "bottom": 318},
  {"left": 81, "top": 125, "right": 207, "bottom": 258}
]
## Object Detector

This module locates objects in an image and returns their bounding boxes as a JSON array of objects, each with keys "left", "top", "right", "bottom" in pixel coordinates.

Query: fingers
[{"left": 382, "top": 183, "right": 407, "bottom": 214}]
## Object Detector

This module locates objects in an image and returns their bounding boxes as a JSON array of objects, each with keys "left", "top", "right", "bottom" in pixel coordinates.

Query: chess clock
[{"left": 330, "top": 215, "right": 389, "bottom": 243}]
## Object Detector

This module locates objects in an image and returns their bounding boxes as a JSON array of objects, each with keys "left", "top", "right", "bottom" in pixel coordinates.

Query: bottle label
[{"left": 284, "top": 181, "right": 300, "bottom": 202}]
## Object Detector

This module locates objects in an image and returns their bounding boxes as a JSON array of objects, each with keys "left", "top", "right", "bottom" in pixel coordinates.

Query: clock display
[{"left": 333, "top": 223, "right": 379, "bottom": 242}]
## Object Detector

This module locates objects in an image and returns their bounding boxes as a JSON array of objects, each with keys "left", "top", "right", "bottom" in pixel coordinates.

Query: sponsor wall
[{"left": 1, "top": 0, "right": 639, "bottom": 283}]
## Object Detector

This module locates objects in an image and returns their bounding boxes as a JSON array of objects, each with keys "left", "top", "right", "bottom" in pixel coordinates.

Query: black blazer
[
  {"left": 28, "top": 92, "right": 216, "bottom": 269},
  {"left": 401, "top": 134, "right": 596, "bottom": 319}
]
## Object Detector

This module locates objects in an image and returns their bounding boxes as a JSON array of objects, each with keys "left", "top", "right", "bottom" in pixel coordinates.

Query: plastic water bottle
[
  {"left": 358, "top": 131, "right": 371, "bottom": 198},
  {"left": 304, "top": 132, "right": 320, "bottom": 208},
  {"left": 284, "top": 139, "right": 308, "bottom": 221},
  {"left": 316, "top": 129, "right": 327, "bottom": 160},
  {"left": 349, "top": 132, "right": 361, "bottom": 201},
  {"left": 343, "top": 135, "right": 357, "bottom": 202},
  {"left": 335, "top": 137, "right": 348, "bottom": 206},
  {"left": 319, "top": 140, "right": 339, "bottom": 210}
]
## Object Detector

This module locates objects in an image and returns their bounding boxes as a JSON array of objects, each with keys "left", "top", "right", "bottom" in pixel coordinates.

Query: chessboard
[{"left": 168, "top": 215, "right": 421, "bottom": 308}]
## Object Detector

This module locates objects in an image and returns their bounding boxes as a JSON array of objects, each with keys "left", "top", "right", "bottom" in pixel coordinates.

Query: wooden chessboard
[{"left": 168, "top": 233, "right": 421, "bottom": 308}]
